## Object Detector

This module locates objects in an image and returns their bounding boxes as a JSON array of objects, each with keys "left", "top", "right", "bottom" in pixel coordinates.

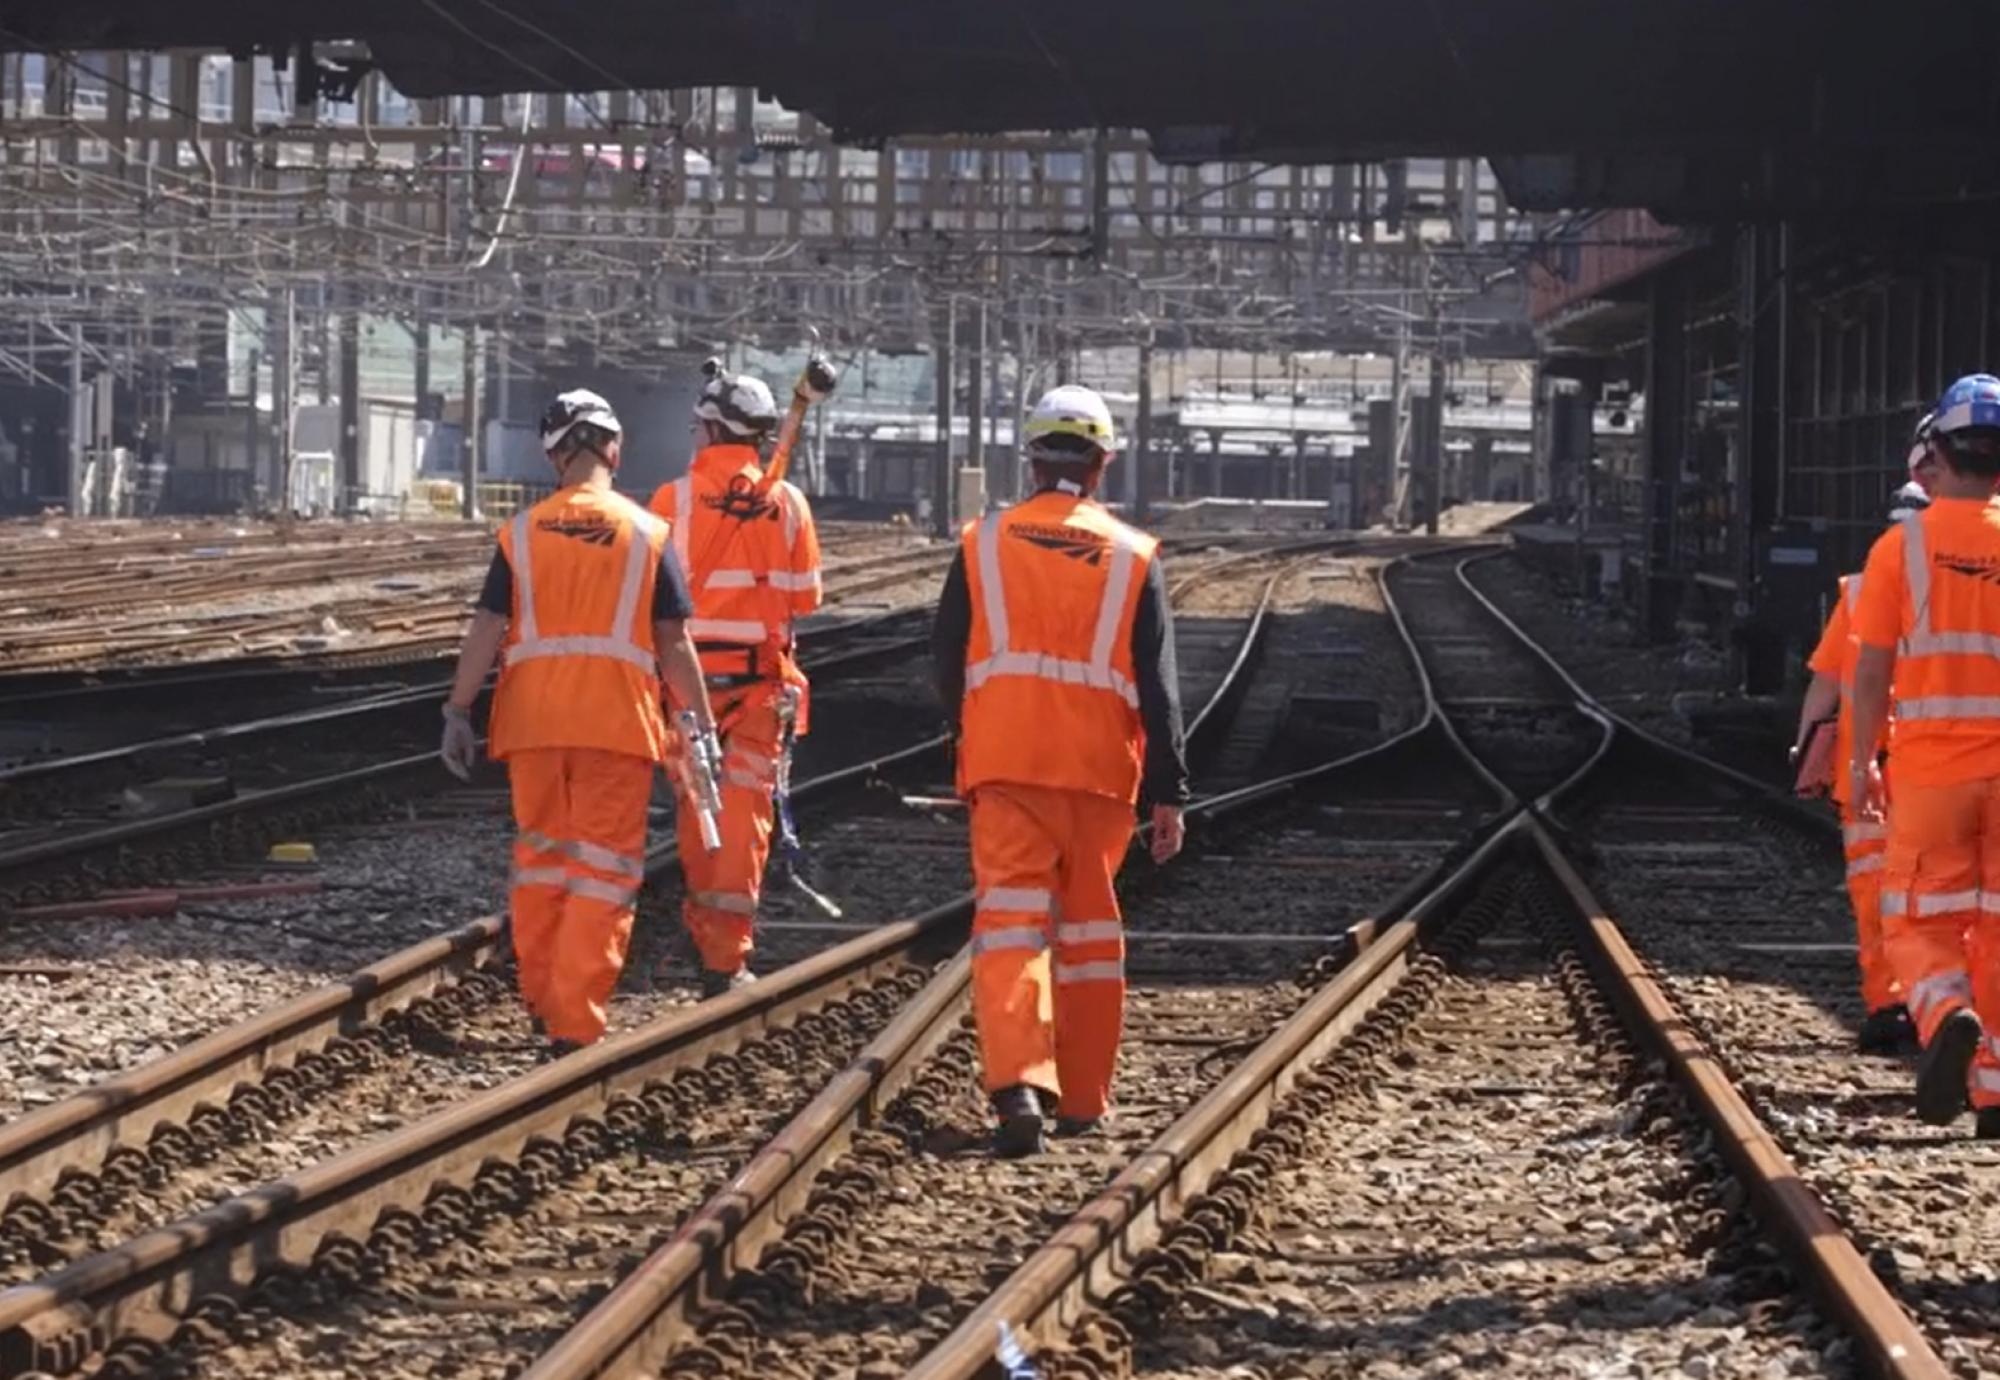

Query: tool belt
[{"left": 696, "top": 640, "right": 802, "bottom": 694}]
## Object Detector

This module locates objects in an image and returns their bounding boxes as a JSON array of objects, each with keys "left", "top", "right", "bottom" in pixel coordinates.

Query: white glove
[{"left": 441, "top": 704, "right": 478, "bottom": 781}]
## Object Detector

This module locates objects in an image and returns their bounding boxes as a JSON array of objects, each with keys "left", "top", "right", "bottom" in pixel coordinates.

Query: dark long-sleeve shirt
[{"left": 931, "top": 546, "right": 1191, "bottom": 806}]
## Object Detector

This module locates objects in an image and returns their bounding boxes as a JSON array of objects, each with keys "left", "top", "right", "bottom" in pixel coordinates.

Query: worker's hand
[
  {"left": 1150, "top": 805, "right": 1186, "bottom": 864},
  {"left": 440, "top": 703, "right": 478, "bottom": 782},
  {"left": 1852, "top": 761, "right": 1887, "bottom": 822}
]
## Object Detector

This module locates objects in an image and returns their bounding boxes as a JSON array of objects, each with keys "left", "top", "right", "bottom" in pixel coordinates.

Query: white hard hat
[
  {"left": 1889, "top": 480, "right": 1932, "bottom": 524},
  {"left": 541, "top": 388, "right": 622, "bottom": 453},
  {"left": 1024, "top": 384, "right": 1117, "bottom": 460},
  {"left": 1908, "top": 411, "right": 1937, "bottom": 478},
  {"left": 694, "top": 359, "right": 780, "bottom": 438}
]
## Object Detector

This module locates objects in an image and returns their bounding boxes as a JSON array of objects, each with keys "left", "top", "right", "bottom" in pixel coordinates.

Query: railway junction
[{"left": 2, "top": 4, "right": 1999, "bottom": 1379}]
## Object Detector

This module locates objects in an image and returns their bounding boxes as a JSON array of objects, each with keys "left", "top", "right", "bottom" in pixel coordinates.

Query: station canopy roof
[{"left": 10, "top": 1, "right": 2000, "bottom": 218}]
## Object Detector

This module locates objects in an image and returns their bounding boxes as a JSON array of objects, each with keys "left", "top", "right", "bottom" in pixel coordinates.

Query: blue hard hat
[{"left": 1931, "top": 374, "right": 2000, "bottom": 435}]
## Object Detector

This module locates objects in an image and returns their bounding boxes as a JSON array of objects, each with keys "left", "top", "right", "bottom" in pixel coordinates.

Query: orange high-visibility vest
[
  {"left": 648, "top": 444, "right": 822, "bottom": 713},
  {"left": 488, "top": 486, "right": 674, "bottom": 763},
  {"left": 957, "top": 491, "right": 1157, "bottom": 803},
  {"left": 1858, "top": 498, "right": 2000, "bottom": 786}
]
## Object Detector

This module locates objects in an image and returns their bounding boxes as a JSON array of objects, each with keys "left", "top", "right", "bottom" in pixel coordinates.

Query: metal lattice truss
[{"left": 0, "top": 49, "right": 1543, "bottom": 394}]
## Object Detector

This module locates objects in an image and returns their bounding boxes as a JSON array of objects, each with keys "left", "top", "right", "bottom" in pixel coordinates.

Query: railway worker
[
  {"left": 1796, "top": 468, "right": 1933, "bottom": 1053},
  {"left": 440, "top": 389, "right": 720, "bottom": 1054},
  {"left": 933, "top": 383, "right": 1191, "bottom": 1158},
  {"left": 647, "top": 362, "right": 824, "bottom": 997},
  {"left": 1850, "top": 374, "right": 2000, "bottom": 1134}
]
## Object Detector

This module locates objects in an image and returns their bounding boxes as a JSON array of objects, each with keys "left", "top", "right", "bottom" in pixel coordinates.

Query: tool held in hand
[
  {"left": 771, "top": 685, "right": 844, "bottom": 917},
  {"left": 676, "top": 709, "right": 726, "bottom": 852},
  {"left": 762, "top": 336, "right": 840, "bottom": 487}
]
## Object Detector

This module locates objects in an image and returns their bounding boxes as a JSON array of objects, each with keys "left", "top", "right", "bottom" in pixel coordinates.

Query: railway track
[
  {"left": 0, "top": 544, "right": 1316, "bottom": 1377},
  {"left": 5, "top": 538, "right": 1966, "bottom": 1379},
  {"left": 0, "top": 605, "right": 938, "bottom": 912}
]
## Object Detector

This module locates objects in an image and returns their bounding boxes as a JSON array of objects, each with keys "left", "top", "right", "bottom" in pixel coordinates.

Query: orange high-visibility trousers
[
  {"left": 1881, "top": 776, "right": 2000, "bottom": 1107},
  {"left": 676, "top": 695, "right": 783, "bottom": 975},
  {"left": 968, "top": 781, "right": 1136, "bottom": 1121},
  {"left": 1841, "top": 810, "right": 1900, "bottom": 1015},
  {"left": 508, "top": 747, "right": 655, "bottom": 1044}
]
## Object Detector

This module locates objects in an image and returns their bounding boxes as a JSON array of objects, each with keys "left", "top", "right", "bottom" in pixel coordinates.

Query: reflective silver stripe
[
  {"left": 1894, "top": 695, "right": 2000, "bottom": 720},
  {"left": 1981, "top": 891, "right": 2000, "bottom": 914},
  {"left": 689, "top": 617, "right": 767, "bottom": 642},
  {"left": 570, "top": 839, "right": 645, "bottom": 879},
  {"left": 979, "top": 886, "right": 1052, "bottom": 913},
  {"left": 509, "top": 635, "right": 655, "bottom": 673},
  {"left": 727, "top": 746, "right": 777, "bottom": 771},
  {"left": 511, "top": 510, "right": 538, "bottom": 641},
  {"left": 1917, "top": 890, "right": 1980, "bottom": 916},
  {"left": 964, "top": 650, "right": 1140, "bottom": 708},
  {"left": 1905, "top": 512, "right": 1930, "bottom": 634},
  {"left": 770, "top": 569, "right": 821, "bottom": 593},
  {"left": 1881, "top": 891, "right": 1908, "bottom": 916},
  {"left": 780, "top": 483, "right": 802, "bottom": 548},
  {"left": 690, "top": 889, "right": 757, "bottom": 915},
  {"left": 1056, "top": 920, "right": 1123, "bottom": 946},
  {"left": 971, "top": 926, "right": 1049, "bottom": 956},
  {"left": 1846, "top": 855, "right": 1884, "bottom": 878},
  {"left": 1909, "top": 970, "right": 1971, "bottom": 1022},
  {"left": 1054, "top": 959, "right": 1125, "bottom": 985},
  {"left": 724, "top": 769, "right": 769, "bottom": 789},
  {"left": 1842, "top": 822, "right": 1885, "bottom": 844},
  {"left": 705, "top": 568, "right": 760, "bottom": 589},
  {"left": 967, "top": 511, "right": 1146, "bottom": 708},
  {"left": 517, "top": 831, "right": 644, "bottom": 879},
  {"left": 1900, "top": 512, "right": 2000, "bottom": 663},
  {"left": 567, "top": 875, "right": 640, "bottom": 906},
  {"left": 1971, "top": 1066, "right": 2000, "bottom": 1094},
  {"left": 508, "top": 498, "right": 662, "bottom": 673},
  {"left": 670, "top": 476, "right": 694, "bottom": 575},
  {"left": 511, "top": 865, "right": 567, "bottom": 888},
  {"left": 974, "top": 510, "right": 1010, "bottom": 656},
  {"left": 1845, "top": 573, "right": 1862, "bottom": 613},
  {"left": 1906, "top": 630, "right": 2000, "bottom": 658},
  {"left": 1090, "top": 530, "right": 1143, "bottom": 669},
  {"left": 618, "top": 501, "right": 666, "bottom": 637}
]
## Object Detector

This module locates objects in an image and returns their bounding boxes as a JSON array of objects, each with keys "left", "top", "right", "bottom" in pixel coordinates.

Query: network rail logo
[{"left": 1010, "top": 523, "right": 1110, "bottom": 566}]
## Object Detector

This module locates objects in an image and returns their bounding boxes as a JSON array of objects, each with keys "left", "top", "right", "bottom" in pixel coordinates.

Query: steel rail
[
  {"left": 0, "top": 535, "right": 1307, "bottom": 1222},
  {"left": 0, "top": 913, "right": 948, "bottom": 1376},
  {"left": 901, "top": 542, "right": 1935, "bottom": 1380},
  {"left": 1522, "top": 818, "right": 1948, "bottom": 1380},
  {"left": 0, "top": 728, "right": 943, "bottom": 1217},
  {"left": 0, "top": 604, "right": 930, "bottom": 792},
  {"left": 0, "top": 607, "right": 941, "bottom": 893},
  {"left": 0, "top": 546, "right": 1296, "bottom": 1378},
  {"left": 512, "top": 555, "right": 1379, "bottom": 1380},
  {"left": 1453, "top": 548, "right": 1836, "bottom": 836}
]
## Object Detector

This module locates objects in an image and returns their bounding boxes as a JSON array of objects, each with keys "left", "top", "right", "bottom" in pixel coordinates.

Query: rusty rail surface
[
  {"left": 0, "top": 546, "right": 1307, "bottom": 1377},
  {"left": 1523, "top": 820, "right": 1947, "bottom": 1380},
  {"left": 897, "top": 546, "right": 1941, "bottom": 1380}
]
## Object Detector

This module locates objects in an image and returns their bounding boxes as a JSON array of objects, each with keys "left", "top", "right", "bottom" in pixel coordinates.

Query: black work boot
[
  {"left": 1054, "top": 1113, "right": 1104, "bottom": 1139},
  {"left": 543, "top": 1037, "right": 583, "bottom": 1062},
  {"left": 1915, "top": 1008, "right": 1983, "bottom": 1125},
  {"left": 991, "top": 1085, "right": 1047, "bottom": 1159},
  {"left": 1977, "top": 1107, "right": 2000, "bottom": 1141},
  {"left": 700, "top": 968, "right": 757, "bottom": 999},
  {"left": 1858, "top": 1005, "right": 1914, "bottom": 1055}
]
